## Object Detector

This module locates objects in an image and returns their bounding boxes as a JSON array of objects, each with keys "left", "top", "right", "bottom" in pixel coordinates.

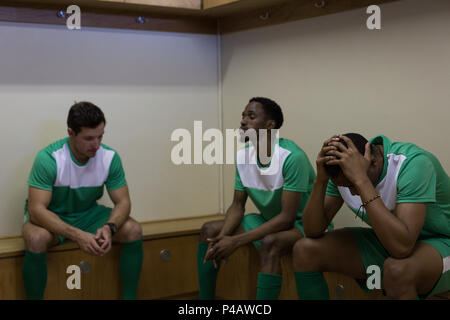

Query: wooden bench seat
[
  {"left": 0, "top": 214, "right": 220, "bottom": 299},
  {"left": 0, "top": 215, "right": 221, "bottom": 258},
  {"left": 0, "top": 214, "right": 448, "bottom": 300}
]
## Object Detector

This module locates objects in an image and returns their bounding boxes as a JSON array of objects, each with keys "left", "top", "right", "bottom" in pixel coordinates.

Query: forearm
[
  {"left": 107, "top": 199, "right": 131, "bottom": 229},
  {"left": 356, "top": 179, "right": 416, "bottom": 258},
  {"left": 29, "top": 207, "right": 82, "bottom": 241},
  {"left": 232, "top": 214, "right": 293, "bottom": 247},
  {"left": 219, "top": 204, "right": 245, "bottom": 237},
  {"left": 302, "top": 179, "right": 329, "bottom": 237}
]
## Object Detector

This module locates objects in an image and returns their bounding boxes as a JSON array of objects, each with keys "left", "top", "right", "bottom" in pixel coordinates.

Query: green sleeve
[
  {"left": 326, "top": 179, "right": 341, "bottom": 197},
  {"left": 234, "top": 165, "right": 245, "bottom": 191},
  {"left": 105, "top": 152, "right": 127, "bottom": 191},
  {"left": 27, "top": 150, "right": 57, "bottom": 191},
  {"left": 397, "top": 155, "right": 436, "bottom": 203},
  {"left": 282, "top": 150, "right": 315, "bottom": 192}
]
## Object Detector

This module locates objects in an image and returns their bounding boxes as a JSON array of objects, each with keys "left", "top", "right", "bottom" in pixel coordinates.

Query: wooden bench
[
  {"left": 215, "top": 242, "right": 389, "bottom": 300},
  {"left": 0, "top": 214, "right": 219, "bottom": 299},
  {"left": 0, "top": 214, "right": 448, "bottom": 300},
  {"left": 217, "top": 235, "right": 450, "bottom": 300}
]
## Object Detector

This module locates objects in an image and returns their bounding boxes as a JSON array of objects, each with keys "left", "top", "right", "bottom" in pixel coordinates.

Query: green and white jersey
[
  {"left": 26, "top": 137, "right": 127, "bottom": 215},
  {"left": 326, "top": 135, "right": 450, "bottom": 238},
  {"left": 235, "top": 138, "right": 316, "bottom": 221}
]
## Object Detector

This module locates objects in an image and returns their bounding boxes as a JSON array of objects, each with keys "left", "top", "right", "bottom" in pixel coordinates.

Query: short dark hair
[
  {"left": 67, "top": 101, "right": 105, "bottom": 135},
  {"left": 249, "top": 97, "right": 284, "bottom": 129},
  {"left": 324, "top": 133, "right": 375, "bottom": 178}
]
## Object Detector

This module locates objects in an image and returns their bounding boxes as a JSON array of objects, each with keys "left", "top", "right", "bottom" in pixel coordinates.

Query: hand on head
[{"left": 324, "top": 134, "right": 372, "bottom": 185}]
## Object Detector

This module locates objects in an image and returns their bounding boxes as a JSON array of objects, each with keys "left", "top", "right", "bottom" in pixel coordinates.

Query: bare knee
[
  {"left": 116, "top": 219, "right": 142, "bottom": 242},
  {"left": 260, "top": 234, "right": 282, "bottom": 260},
  {"left": 383, "top": 258, "right": 414, "bottom": 299},
  {"left": 23, "top": 225, "right": 54, "bottom": 253},
  {"left": 292, "top": 238, "right": 323, "bottom": 271},
  {"left": 200, "top": 220, "right": 222, "bottom": 242}
]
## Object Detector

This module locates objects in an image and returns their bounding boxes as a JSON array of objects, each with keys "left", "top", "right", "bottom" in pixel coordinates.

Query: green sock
[
  {"left": 23, "top": 250, "right": 47, "bottom": 300},
  {"left": 256, "top": 272, "right": 282, "bottom": 300},
  {"left": 197, "top": 242, "right": 221, "bottom": 300},
  {"left": 294, "top": 271, "right": 330, "bottom": 300},
  {"left": 120, "top": 239, "right": 143, "bottom": 300}
]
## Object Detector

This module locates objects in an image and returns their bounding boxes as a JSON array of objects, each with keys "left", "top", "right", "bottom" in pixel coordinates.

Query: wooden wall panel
[
  {"left": 123, "top": 0, "right": 202, "bottom": 10},
  {"left": 0, "top": 0, "right": 402, "bottom": 34},
  {"left": 203, "top": 0, "right": 241, "bottom": 10},
  {"left": 324, "top": 272, "right": 388, "bottom": 300},
  {"left": 278, "top": 255, "right": 296, "bottom": 300},
  {"left": 216, "top": 244, "right": 259, "bottom": 299},
  {"left": 0, "top": 237, "right": 447, "bottom": 299},
  {"left": 0, "top": 236, "right": 199, "bottom": 300},
  {"left": 138, "top": 235, "right": 200, "bottom": 299},
  {"left": 218, "top": 0, "right": 399, "bottom": 34},
  {"left": 0, "top": 257, "right": 26, "bottom": 299},
  {"left": 0, "top": 4, "right": 217, "bottom": 34},
  {"left": 7, "top": 0, "right": 202, "bottom": 12}
]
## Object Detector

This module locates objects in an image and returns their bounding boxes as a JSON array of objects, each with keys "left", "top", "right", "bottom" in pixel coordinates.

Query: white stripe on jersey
[
  {"left": 53, "top": 143, "right": 115, "bottom": 188},
  {"left": 443, "top": 256, "right": 450, "bottom": 274},
  {"left": 236, "top": 144, "right": 291, "bottom": 191},
  {"left": 339, "top": 153, "right": 407, "bottom": 212}
]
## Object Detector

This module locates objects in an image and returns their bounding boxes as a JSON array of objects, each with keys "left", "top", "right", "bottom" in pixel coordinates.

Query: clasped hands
[
  {"left": 76, "top": 225, "right": 112, "bottom": 257},
  {"left": 203, "top": 235, "right": 238, "bottom": 268}
]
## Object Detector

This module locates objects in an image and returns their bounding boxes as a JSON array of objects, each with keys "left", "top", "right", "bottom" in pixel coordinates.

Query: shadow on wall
[
  {"left": 220, "top": 0, "right": 450, "bottom": 80},
  {"left": 3, "top": 120, "right": 66, "bottom": 237},
  {"left": 0, "top": 21, "right": 217, "bottom": 87}
]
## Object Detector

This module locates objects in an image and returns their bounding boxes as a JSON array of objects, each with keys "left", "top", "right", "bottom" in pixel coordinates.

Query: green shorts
[
  {"left": 24, "top": 205, "right": 112, "bottom": 244},
  {"left": 348, "top": 227, "right": 450, "bottom": 299},
  {"left": 240, "top": 213, "right": 333, "bottom": 250}
]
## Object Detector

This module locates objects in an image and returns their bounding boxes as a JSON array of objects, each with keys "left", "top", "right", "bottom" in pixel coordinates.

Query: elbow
[
  {"left": 304, "top": 227, "right": 325, "bottom": 239},
  {"left": 304, "top": 231, "right": 324, "bottom": 239},
  {"left": 27, "top": 206, "right": 40, "bottom": 225},
  {"left": 389, "top": 243, "right": 415, "bottom": 259},
  {"left": 278, "top": 216, "right": 297, "bottom": 231},
  {"left": 126, "top": 199, "right": 132, "bottom": 214},
  {"left": 302, "top": 220, "right": 325, "bottom": 239},
  {"left": 27, "top": 200, "right": 47, "bottom": 225}
]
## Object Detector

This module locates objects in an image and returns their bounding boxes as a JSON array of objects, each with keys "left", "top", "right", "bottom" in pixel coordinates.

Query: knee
[
  {"left": 382, "top": 258, "right": 413, "bottom": 298},
  {"left": 119, "top": 219, "right": 142, "bottom": 242},
  {"left": 23, "top": 228, "right": 53, "bottom": 253},
  {"left": 292, "top": 238, "right": 321, "bottom": 271},
  {"left": 200, "top": 221, "right": 220, "bottom": 242},
  {"left": 260, "top": 234, "right": 282, "bottom": 259}
]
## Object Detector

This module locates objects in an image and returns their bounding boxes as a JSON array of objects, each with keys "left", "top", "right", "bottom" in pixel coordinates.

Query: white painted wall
[
  {"left": 220, "top": 0, "right": 450, "bottom": 228},
  {"left": 0, "top": 22, "right": 219, "bottom": 237}
]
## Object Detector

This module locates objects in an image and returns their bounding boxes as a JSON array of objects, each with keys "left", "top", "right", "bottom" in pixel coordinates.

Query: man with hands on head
[
  {"left": 292, "top": 133, "right": 450, "bottom": 300},
  {"left": 22, "top": 102, "right": 143, "bottom": 300},
  {"left": 197, "top": 97, "right": 329, "bottom": 300}
]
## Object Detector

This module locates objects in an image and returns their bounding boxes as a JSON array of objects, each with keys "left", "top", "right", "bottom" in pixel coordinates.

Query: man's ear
[
  {"left": 369, "top": 144, "right": 379, "bottom": 165},
  {"left": 68, "top": 128, "right": 75, "bottom": 137},
  {"left": 266, "top": 119, "right": 276, "bottom": 130}
]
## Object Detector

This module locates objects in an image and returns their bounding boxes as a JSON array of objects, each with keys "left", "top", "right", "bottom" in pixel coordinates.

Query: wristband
[
  {"left": 105, "top": 222, "right": 117, "bottom": 236},
  {"left": 362, "top": 194, "right": 381, "bottom": 207},
  {"left": 356, "top": 194, "right": 381, "bottom": 220}
]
